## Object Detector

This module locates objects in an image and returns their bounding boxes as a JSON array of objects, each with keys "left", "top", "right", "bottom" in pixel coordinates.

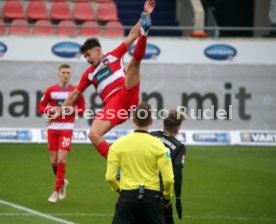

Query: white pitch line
[
  {"left": 0, "top": 200, "right": 76, "bottom": 224},
  {"left": 0, "top": 213, "right": 33, "bottom": 216},
  {"left": 0, "top": 212, "right": 276, "bottom": 222}
]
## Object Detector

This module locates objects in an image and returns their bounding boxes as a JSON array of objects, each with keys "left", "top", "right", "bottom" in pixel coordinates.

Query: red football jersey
[
  {"left": 38, "top": 84, "right": 86, "bottom": 130},
  {"left": 76, "top": 42, "right": 128, "bottom": 103}
]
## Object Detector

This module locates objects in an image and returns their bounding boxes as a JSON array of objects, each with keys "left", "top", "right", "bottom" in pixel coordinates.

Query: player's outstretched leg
[
  {"left": 134, "top": 35, "right": 147, "bottom": 61},
  {"left": 88, "top": 119, "right": 112, "bottom": 158},
  {"left": 125, "top": 13, "right": 151, "bottom": 89},
  {"left": 95, "top": 138, "right": 109, "bottom": 158},
  {"left": 89, "top": 9, "right": 153, "bottom": 159}
]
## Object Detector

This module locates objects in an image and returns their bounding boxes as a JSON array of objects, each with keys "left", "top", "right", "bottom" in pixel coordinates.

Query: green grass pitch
[{"left": 0, "top": 143, "right": 276, "bottom": 224}]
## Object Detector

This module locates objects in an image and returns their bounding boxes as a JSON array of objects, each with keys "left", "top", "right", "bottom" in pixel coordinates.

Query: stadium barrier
[
  {"left": 0, "top": 36, "right": 275, "bottom": 64},
  {"left": 0, "top": 128, "right": 276, "bottom": 146}
]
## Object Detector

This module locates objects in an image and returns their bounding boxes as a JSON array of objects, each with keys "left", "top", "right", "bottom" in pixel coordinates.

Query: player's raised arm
[
  {"left": 48, "top": 88, "right": 81, "bottom": 122},
  {"left": 123, "top": 0, "right": 156, "bottom": 48},
  {"left": 63, "top": 88, "right": 81, "bottom": 108},
  {"left": 75, "top": 93, "right": 86, "bottom": 115}
]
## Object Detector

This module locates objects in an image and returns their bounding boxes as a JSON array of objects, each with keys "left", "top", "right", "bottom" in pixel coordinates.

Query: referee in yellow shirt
[{"left": 106, "top": 102, "right": 174, "bottom": 224}]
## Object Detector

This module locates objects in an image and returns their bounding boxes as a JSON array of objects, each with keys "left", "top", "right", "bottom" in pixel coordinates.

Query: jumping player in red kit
[
  {"left": 38, "top": 64, "right": 85, "bottom": 203},
  {"left": 49, "top": 0, "right": 156, "bottom": 158}
]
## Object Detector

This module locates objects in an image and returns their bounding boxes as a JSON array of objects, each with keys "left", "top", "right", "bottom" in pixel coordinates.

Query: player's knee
[
  {"left": 125, "top": 76, "right": 140, "bottom": 89},
  {"left": 57, "top": 158, "right": 66, "bottom": 164},
  {"left": 88, "top": 131, "right": 99, "bottom": 145}
]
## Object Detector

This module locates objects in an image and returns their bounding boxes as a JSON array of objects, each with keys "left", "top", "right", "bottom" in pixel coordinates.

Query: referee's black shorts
[{"left": 112, "top": 189, "right": 166, "bottom": 224}]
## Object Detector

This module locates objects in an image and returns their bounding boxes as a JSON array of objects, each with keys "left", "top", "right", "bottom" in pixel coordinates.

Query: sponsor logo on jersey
[
  {"left": 57, "top": 99, "right": 65, "bottom": 106},
  {"left": 204, "top": 44, "right": 237, "bottom": 61},
  {"left": 95, "top": 66, "right": 113, "bottom": 83},
  {"left": 193, "top": 132, "right": 230, "bottom": 144},
  {"left": 52, "top": 42, "right": 81, "bottom": 58},
  {"left": 129, "top": 43, "right": 161, "bottom": 59},
  {"left": 0, "top": 130, "right": 32, "bottom": 141},
  {"left": 241, "top": 132, "right": 276, "bottom": 143},
  {"left": 0, "top": 42, "right": 7, "bottom": 57}
]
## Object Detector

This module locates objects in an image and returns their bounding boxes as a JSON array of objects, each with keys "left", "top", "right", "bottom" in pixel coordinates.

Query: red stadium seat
[
  {"left": 27, "top": 1, "right": 48, "bottom": 20},
  {"left": 3, "top": 0, "right": 25, "bottom": 20},
  {"left": 96, "top": 2, "right": 118, "bottom": 22},
  {"left": 0, "top": 20, "right": 7, "bottom": 35},
  {"left": 104, "top": 21, "right": 124, "bottom": 37},
  {"left": 57, "top": 20, "right": 78, "bottom": 36},
  {"left": 10, "top": 19, "right": 30, "bottom": 35},
  {"left": 80, "top": 21, "right": 100, "bottom": 36},
  {"left": 33, "top": 19, "right": 54, "bottom": 35},
  {"left": 50, "top": 2, "right": 71, "bottom": 20},
  {"left": 73, "top": 2, "right": 94, "bottom": 21}
]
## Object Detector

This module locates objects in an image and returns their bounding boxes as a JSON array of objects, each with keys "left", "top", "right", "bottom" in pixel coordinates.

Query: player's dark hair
[
  {"left": 80, "top": 38, "right": 101, "bottom": 54},
  {"left": 134, "top": 102, "right": 153, "bottom": 127},
  {"left": 59, "top": 64, "right": 71, "bottom": 70},
  {"left": 164, "top": 109, "right": 186, "bottom": 132}
]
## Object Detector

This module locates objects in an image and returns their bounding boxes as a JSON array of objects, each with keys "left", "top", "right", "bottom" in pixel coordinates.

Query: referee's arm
[
  {"left": 157, "top": 150, "right": 174, "bottom": 200},
  {"left": 106, "top": 145, "right": 120, "bottom": 192}
]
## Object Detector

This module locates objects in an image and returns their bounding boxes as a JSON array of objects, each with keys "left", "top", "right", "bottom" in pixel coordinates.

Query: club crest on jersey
[{"left": 103, "top": 58, "right": 110, "bottom": 66}]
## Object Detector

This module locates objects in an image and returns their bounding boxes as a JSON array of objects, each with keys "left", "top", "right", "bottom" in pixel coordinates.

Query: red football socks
[
  {"left": 54, "top": 163, "right": 66, "bottom": 192},
  {"left": 133, "top": 35, "right": 147, "bottom": 61},
  {"left": 96, "top": 140, "right": 109, "bottom": 158}
]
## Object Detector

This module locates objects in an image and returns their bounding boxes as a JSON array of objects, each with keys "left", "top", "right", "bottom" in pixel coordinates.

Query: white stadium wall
[{"left": 0, "top": 37, "right": 276, "bottom": 145}]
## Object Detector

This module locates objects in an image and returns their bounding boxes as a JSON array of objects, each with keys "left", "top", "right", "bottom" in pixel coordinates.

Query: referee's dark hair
[
  {"left": 134, "top": 102, "right": 153, "bottom": 127},
  {"left": 164, "top": 109, "right": 186, "bottom": 132},
  {"left": 80, "top": 38, "right": 101, "bottom": 54}
]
